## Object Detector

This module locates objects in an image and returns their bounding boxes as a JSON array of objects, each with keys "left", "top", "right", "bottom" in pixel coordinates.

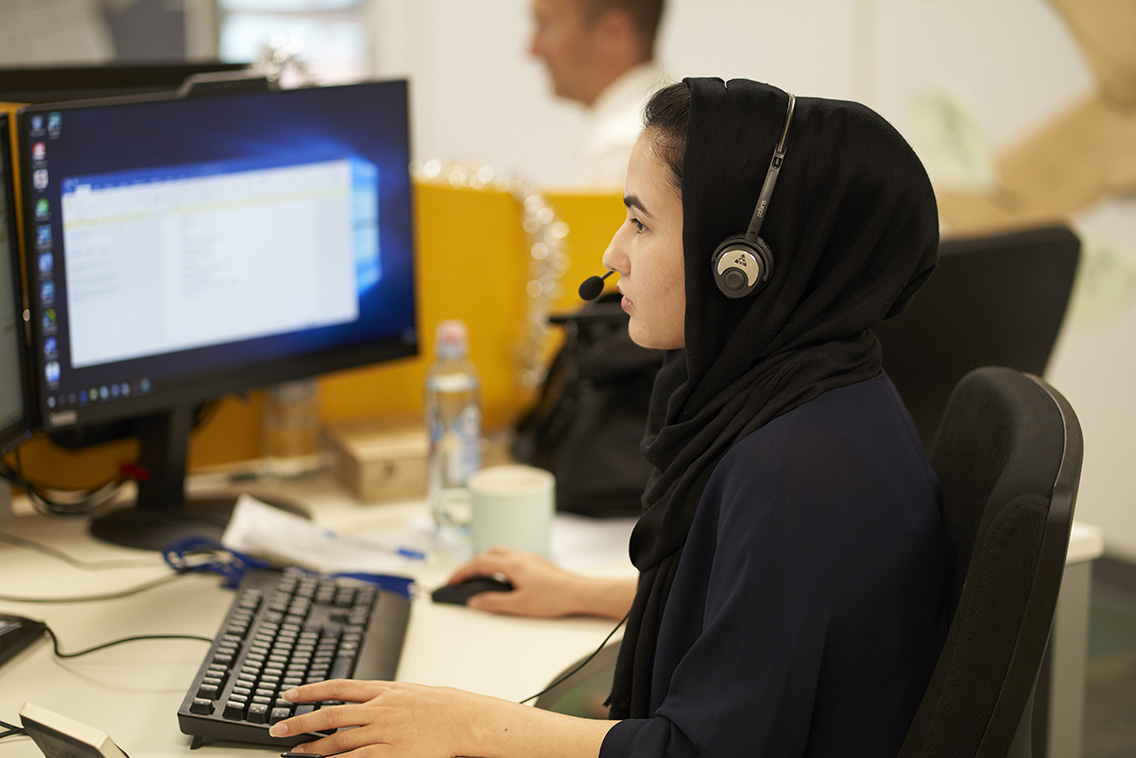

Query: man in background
[{"left": 530, "top": 0, "right": 668, "bottom": 187}]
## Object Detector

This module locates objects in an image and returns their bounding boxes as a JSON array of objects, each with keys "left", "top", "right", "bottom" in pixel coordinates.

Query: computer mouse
[{"left": 431, "top": 575, "right": 514, "bottom": 605}]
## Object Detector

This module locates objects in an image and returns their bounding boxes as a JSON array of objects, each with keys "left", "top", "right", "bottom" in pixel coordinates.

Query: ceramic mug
[{"left": 468, "top": 464, "right": 555, "bottom": 556}]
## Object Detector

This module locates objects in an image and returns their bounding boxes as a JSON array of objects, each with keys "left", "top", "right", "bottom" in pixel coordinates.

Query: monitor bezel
[
  {"left": 0, "top": 62, "right": 252, "bottom": 104},
  {"left": 16, "top": 80, "right": 420, "bottom": 437},
  {"left": 0, "top": 112, "right": 33, "bottom": 457}
]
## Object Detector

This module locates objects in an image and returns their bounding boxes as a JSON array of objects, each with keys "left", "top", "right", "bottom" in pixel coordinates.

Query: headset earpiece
[
  {"left": 710, "top": 91, "right": 796, "bottom": 300},
  {"left": 710, "top": 236, "right": 774, "bottom": 298}
]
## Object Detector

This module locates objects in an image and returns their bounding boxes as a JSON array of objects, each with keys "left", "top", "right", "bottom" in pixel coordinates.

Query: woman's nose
[{"left": 601, "top": 229, "right": 627, "bottom": 275}]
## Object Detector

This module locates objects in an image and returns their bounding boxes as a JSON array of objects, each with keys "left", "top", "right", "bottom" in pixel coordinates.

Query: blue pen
[{"left": 323, "top": 529, "right": 427, "bottom": 562}]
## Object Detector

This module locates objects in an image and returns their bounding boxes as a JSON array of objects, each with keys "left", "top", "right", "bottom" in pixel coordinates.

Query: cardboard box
[{"left": 323, "top": 417, "right": 428, "bottom": 501}]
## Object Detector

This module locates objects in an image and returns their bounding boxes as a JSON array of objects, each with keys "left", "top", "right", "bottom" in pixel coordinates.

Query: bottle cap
[{"left": 435, "top": 320, "right": 469, "bottom": 359}]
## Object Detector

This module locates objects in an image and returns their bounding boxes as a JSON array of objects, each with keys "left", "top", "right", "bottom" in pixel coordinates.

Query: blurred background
[{"left": 2, "top": 5, "right": 1134, "bottom": 753}]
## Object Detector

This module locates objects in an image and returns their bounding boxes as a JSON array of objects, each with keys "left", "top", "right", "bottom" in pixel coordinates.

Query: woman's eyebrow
[{"left": 624, "top": 194, "right": 654, "bottom": 218}]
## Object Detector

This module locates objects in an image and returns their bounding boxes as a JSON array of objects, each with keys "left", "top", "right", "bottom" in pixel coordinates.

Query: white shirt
[{"left": 575, "top": 62, "right": 669, "bottom": 188}]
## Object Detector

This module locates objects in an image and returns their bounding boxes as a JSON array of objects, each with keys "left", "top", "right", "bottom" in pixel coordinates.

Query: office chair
[
  {"left": 897, "top": 366, "right": 1083, "bottom": 758},
  {"left": 874, "top": 225, "right": 1080, "bottom": 451}
]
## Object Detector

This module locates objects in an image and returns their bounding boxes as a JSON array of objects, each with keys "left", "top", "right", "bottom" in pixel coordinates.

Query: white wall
[{"left": 369, "top": 0, "right": 1136, "bottom": 559}]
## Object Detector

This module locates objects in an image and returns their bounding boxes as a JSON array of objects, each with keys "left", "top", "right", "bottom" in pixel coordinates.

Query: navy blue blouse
[{"left": 601, "top": 374, "right": 950, "bottom": 757}]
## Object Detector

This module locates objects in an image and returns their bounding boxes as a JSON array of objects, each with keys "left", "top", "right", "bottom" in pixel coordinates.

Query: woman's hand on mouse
[{"left": 447, "top": 546, "right": 635, "bottom": 620}]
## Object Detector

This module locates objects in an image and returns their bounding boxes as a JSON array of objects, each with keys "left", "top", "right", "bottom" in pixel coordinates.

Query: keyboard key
[
  {"left": 329, "top": 653, "right": 355, "bottom": 680},
  {"left": 247, "top": 703, "right": 270, "bottom": 724},
  {"left": 222, "top": 701, "right": 247, "bottom": 720}
]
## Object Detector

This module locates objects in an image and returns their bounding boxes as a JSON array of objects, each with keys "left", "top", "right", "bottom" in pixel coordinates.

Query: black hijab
[{"left": 607, "top": 78, "right": 940, "bottom": 719}]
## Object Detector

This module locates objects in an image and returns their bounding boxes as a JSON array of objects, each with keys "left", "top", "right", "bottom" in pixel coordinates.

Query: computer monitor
[
  {"left": 15, "top": 80, "right": 418, "bottom": 549},
  {"left": 0, "top": 113, "right": 33, "bottom": 459},
  {"left": 0, "top": 62, "right": 251, "bottom": 104}
]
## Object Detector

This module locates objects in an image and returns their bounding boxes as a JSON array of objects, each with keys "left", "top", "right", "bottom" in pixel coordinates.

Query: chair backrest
[
  {"left": 874, "top": 225, "right": 1080, "bottom": 451},
  {"left": 898, "top": 366, "right": 1083, "bottom": 758}
]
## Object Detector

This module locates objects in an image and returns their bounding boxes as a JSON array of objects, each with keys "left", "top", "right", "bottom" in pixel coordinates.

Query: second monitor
[{"left": 16, "top": 79, "right": 418, "bottom": 549}]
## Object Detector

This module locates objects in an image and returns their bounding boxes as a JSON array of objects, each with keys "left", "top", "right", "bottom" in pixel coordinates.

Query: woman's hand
[
  {"left": 444, "top": 546, "right": 635, "bottom": 620},
  {"left": 269, "top": 679, "right": 478, "bottom": 757},
  {"left": 269, "top": 679, "right": 617, "bottom": 758}
]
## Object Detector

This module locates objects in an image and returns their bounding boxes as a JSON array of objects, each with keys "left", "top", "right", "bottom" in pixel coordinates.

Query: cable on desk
[
  {"left": 0, "top": 718, "right": 27, "bottom": 741},
  {"left": 161, "top": 536, "right": 273, "bottom": 589},
  {"left": 0, "top": 531, "right": 161, "bottom": 570},
  {"left": 43, "top": 625, "right": 212, "bottom": 658},
  {"left": 0, "top": 402, "right": 223, "bottom": 519},
  {"left": 161, "top": 539, "right": 417, "bottom": 598},
  {"left": 517, "top": 612, "right": 628, "bottom": 706},
  {"left": 0, "top": 572, "right": 193, "bottom": 603},
  {"left": 0, "top": 451, "right": 127, "bottom": 518}
]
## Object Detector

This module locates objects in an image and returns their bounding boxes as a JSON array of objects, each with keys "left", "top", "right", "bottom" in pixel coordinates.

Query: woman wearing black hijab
[{"left": 269, "top": 78, "right": 950, "bottom": 758}]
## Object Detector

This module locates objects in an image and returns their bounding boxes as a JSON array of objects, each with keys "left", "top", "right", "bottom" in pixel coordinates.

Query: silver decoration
[
  {"left": 250, "top": 37, "right": 316, "bottom": 88},
  {"left": 413, "top": 158, "right": 569, "bottom": 390}
]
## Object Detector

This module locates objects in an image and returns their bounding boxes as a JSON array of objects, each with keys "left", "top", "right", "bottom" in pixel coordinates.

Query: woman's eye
[{"left": 631, "top": 218, "right": 646, "bottom": 233}]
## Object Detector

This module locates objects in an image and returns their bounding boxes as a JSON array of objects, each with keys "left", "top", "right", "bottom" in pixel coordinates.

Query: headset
[{"left": 710, "top": 92, "right": 796, "bottom": 299}]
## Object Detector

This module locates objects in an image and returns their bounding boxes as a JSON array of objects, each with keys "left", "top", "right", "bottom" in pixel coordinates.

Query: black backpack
[{"left": 513, "top": 295, "right": 663, "bottom": 518}]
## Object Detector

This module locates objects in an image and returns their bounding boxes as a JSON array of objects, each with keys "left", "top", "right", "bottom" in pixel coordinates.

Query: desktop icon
[
  {"left": 42, "top": 308, "right": 57, "bottom": 332},
  {"left": 30, "top": 114, "right": 44, "bottom": 133},
  {"left": 79, "top": 390, "right": 87, "bottom": 404},
  {"left": 110, "top": 384, "right": 120, "bottom": 398},
  {"left": 41, "top": 280, "right": 55, "bottom": 303},
  {"left": 140, "top": 378, "right": 151, "bottom": 393},
  {"left": 45, "top": 362, "right": 60, "bottom": 385},
  {"left": 38, "top": 252, "right": 53, "bottom": 275},
  {"left": 44, "top": 336, "right": 58, "bottom": 358},
  {"left": 36, "top": 224, "right": 52, "bottom": 248},
  {"left": 46, "top": 396, "right": 55, "bottom": 409},
  {"left": 48, "top": 112, "right": 62, "bottom": 135},
  {"left": 35, "top": 198, "right": 50, "bottom": 219},
  {"left": 99, "top": 386, "right": 109, "bottom": 400},
  {"left": 32, "top": 142, "right": 46, "bottom": 161},
  {"left": 120, "top": 382, "right": 130, "bottom": 397},
  {"left": 33, "top": 169, "right": 48, "bottom": 190}
]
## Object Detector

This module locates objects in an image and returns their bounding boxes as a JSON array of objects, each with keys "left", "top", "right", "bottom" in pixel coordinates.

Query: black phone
[{"left": 0, "top": 614, "right": 46, "bottom": 668}]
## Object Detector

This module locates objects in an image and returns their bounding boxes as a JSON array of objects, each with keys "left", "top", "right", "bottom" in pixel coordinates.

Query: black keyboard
[{"left": 177, "top": 568, "right": 411, "bottom": 748}]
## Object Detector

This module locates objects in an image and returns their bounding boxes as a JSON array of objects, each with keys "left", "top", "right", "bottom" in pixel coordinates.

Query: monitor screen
[
  {"left": 0, "top": 113, "right": 32, "bottom": 458},
  {"left": 16, "top": 80, "right": 418, "bottom": 548}
]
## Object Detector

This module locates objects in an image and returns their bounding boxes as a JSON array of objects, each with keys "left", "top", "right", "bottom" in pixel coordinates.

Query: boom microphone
[{"left": 578, "top": 270, "right": 615, "bottom": 301}]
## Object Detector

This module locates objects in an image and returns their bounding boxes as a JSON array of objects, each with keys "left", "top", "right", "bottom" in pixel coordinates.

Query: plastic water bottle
[
  {"left": 425, "top": 320, "right": 482, "bottom": 536},
  {"left": 263, "top": 377, "right": 323, "bottom": 478}
]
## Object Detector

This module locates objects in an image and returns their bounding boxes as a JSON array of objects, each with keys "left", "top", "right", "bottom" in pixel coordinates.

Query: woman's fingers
[
  {"left": 282, "top": 678, "right": 382, "bottom": 704},
  {"left": 446, "top": 546, "right": 526, "bottom": 585}
]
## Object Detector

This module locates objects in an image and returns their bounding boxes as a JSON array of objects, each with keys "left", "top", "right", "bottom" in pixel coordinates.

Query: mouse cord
[
  {"left": 0, "top": 719, "right": 25, "bottom": 740},
  {"left": 517, "top": 611, "right": 628, "bottom": 706},
  {"left": 43, "top": 624, "right": 213, "bottom": 658}
]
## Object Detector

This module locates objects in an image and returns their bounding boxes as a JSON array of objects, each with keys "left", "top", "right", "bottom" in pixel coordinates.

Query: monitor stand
[{"left": 87, "top": 404, "right": 307, "bottom": 551}]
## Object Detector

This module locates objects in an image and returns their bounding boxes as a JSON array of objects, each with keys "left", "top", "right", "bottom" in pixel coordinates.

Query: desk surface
[
  {"left": 0, "top": 474, "right": 635, "bottom": 758},
  {"left": 0, "top": 474, "right": 1105, "bottom": 758}
]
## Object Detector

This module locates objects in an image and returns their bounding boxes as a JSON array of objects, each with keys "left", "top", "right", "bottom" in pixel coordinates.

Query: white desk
[
  {"left": 0, "top": 475, "right": 634, "bottom": 758},
  {"left": 1043, "top": 521, "right": 1104, "bottom": 758},
  {"left": 0, "top": 475, "right": 1105, "bottom": 758}
]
